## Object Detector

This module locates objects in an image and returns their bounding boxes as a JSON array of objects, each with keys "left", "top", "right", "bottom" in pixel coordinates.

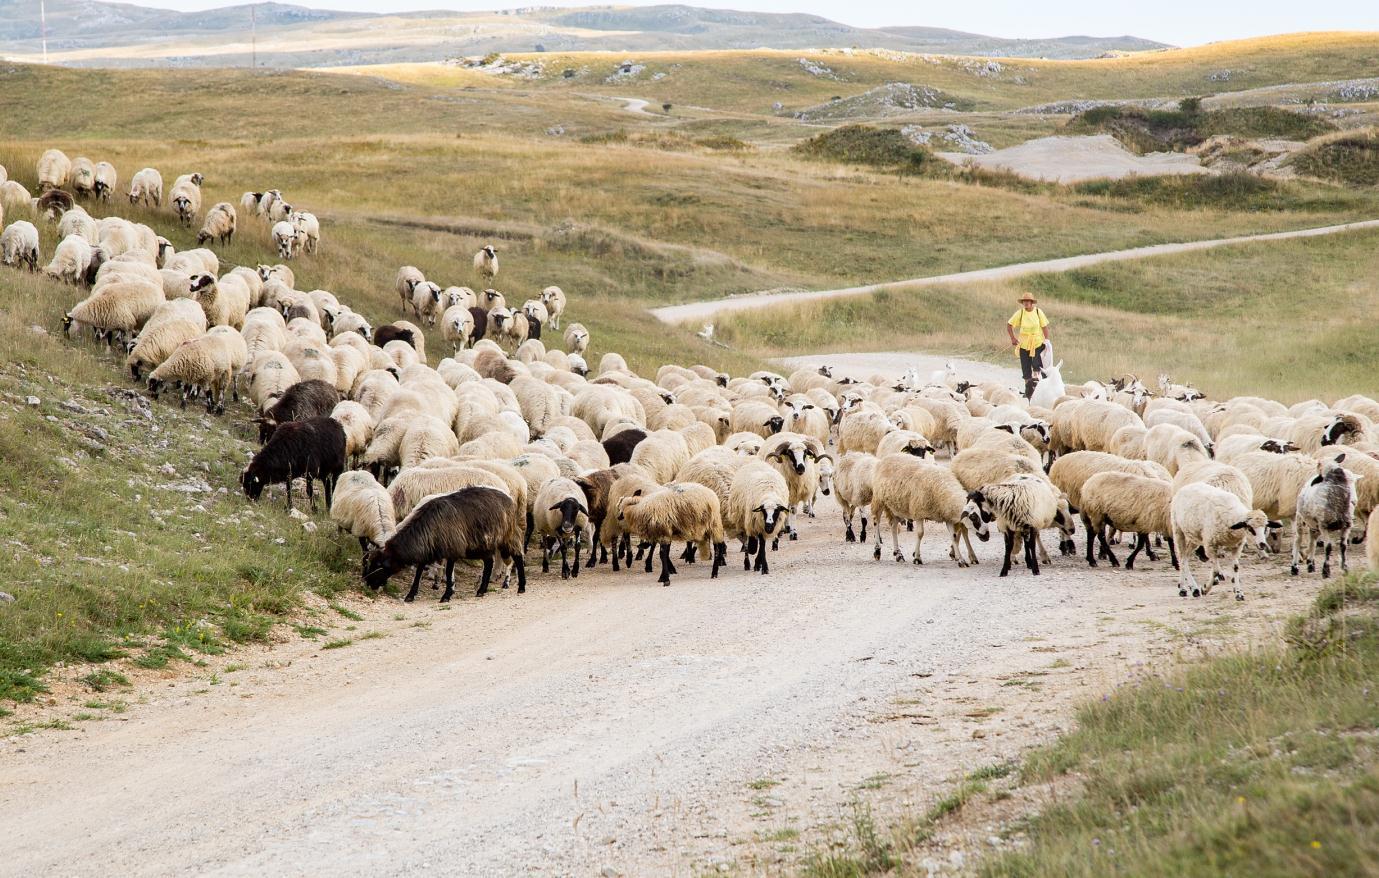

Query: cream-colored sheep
[
  {"left": 128, "top": 168, "right": 162, "bottom": 207},
  {"left": 871, "top": 455, "right": 976, "bottom": 567},
  {"left": 1078, "top": 471, "right": 1175, "bottom": 569},
  {"left": 1047, "top": 450, "right": 1171, "bottom": 510},
  {"left": 1171, "top": 483, "right": 1276, "bottom": 601},
  {"left": 37, "top": 149, "right": 72, "bottom": 191},
  {"left": 835, "top": 451, "right": 877, "bottom": 544},
  {"left": 330, "top": 471, "right": 396, "bottom": 561}
]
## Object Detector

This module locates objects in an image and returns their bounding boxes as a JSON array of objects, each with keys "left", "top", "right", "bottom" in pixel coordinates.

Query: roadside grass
[
  {"left": 715, "top": 226, "right": 1379, "bottom": 402},
  {"left": 1291, "top": 127, "right": 1379, "bottom": 187},
  {"left": 798, "top": 578, "right": 1379, "bottom": 876}
]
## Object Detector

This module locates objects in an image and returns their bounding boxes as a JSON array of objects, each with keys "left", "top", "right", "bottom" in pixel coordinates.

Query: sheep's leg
[
  {"left": 681, "top": 542, "right": 697, "bottom": 563},
  {"left": 1026, "top": 531, "right": 1041, "bottom": 576},
  {"left": 587, "top": 523, "right": 601, "bottom": 569},
  {"left": 524, "top": 510, "right": 534, "bottom": 550},
  {"left": 948, "top": 523, "right": 968, "bottom": 568},
  {"left": 842, "top": 504, "right": 856, "bottom": 543},
  {"left": 323, "top": 471, "right": 336, "bottom": 509},
  {"left": 284, "top": 479, "right": 292, "bottom": 511},
  {"left": 1322, "top": 541, "right": 1333, "bottom": 579},
  {"left": 712, "top": 542, "right": 726, "bottom": 579},
  {"left": 1036, "top": 532, "right": 1052, "bottom": 565},
  {"left": 643, "top": 541, "right": 655, "bottom": 573},
  {"left": 1083, "top": 514, "right": 1098, "bottom": 567},
  {"left": 1126, "top": 533, "right": 1146, "bottom": 569},
  {"left": 1099, "top": 525, "right": 1119, "bottom": 568},
  {"left": 541, "top": 537, "right": 551, "bottom": 574},
  {"left": 405, "top": 564, "right": 426, "bottom": 602},
  {"left": 999, "top": 530, "right": 1014, "bottom": 577},
  {"left": 961, "top": 525, "right": 979, "bottom": 565},
  {"left": 439, "top": 560, "right": 456, "bottom": 603},
  {"left": 911, "top": 520, "right": 925, "bottom": 566},
  {"left": 1167, "top": 535, "right": 1180, "bottom": 570},
  {"left": 561, "top": 537, "right": 572, "bottom": 579},
  {"left": 512, "top": 553, "right": 527, "bottom": 594},
  {"left": 1291, "top": 519, "right": 1304, "bottom": 575},
  {"left": 665, "top": 546, "right": 679, "bottom": 576},
  {"left": 859, "top": 507, "right": 869, "bottom": 544},
  {"left": 755, "top": 536, "right": 769, "bottom": 574},
  {"left": 476, "top": 556, "right": 494, "bottom": 597},
  {"left": 744, "top": 535, "right": 756, "bottom": 571},
  {"left": 304, "top": 476, "right": 315, "bottom": 512},
  {"left": 1340, "top": 536, "right": 1349, "bottom": 572},
  {"left": 891, "top": 516, "right": 905, "bottom": 563},
  {"left": 872, "top": 512, "right": 885, "bottom": 560},
  {"left": 572, "top": 534, "right": 582, "bottom": 579},
  {"left": 658, "top": 542, "right": 673, "bottom": 586}
]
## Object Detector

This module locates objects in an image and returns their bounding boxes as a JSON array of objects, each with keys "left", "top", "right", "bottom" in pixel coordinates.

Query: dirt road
[
  {"left": 0, "top": 492, "right": 1316, "bottom": 876},
  {"left": 651, "top": 218, "right": 1379, "bottom": 324}
]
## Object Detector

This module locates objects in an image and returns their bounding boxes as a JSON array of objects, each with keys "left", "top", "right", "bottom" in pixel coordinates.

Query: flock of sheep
[{"left": 4, "top": 146, "right": 1378, "bottom": 605}]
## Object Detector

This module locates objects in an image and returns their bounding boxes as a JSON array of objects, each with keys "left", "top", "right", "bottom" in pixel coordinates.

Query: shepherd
[{"left": 1006, "top": 294, "right": 1050, "bottom": 399}]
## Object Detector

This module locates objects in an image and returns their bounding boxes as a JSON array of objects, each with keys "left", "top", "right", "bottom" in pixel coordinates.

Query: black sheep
[
  {"left": 363, "top": 486, "right": 527, "bottom": 602},
  {"left": 603, "top": 428, "right": 648, "bottom": 466},
  {"left": 374, "top": 324, "right": 416, "bottom": 350},
  {"left": 523, "top": 312, "right": 541, "bottom": 342},
  {"left": 256, "top": 379, "right": 340, "bottom": 443},
  {"left": 467, "top": 307, "right": 488, "bottom": 346},
  {"left": 241, "top": 416, "right": 346, "bottom": 511}
]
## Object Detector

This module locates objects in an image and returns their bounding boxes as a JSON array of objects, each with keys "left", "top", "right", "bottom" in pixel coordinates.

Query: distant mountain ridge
[{"left": 0, "top": 1, "right": 1171, "bottom": 66}]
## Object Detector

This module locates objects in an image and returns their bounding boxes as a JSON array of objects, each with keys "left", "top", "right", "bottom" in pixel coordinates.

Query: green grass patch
[
  {"left": 1067, "top": 101, "right": 1335, "bottom": 153},
  {"left": 1292, "top": 127, "right": 1379, "bottom": 187},
  {"left": 321, "top": 637, "right": 355, "bottom": 650},
  {"left": 79, "top": 670, "right": 131, "bottom": 692},
  {"left": 328, "top": 603, "right": 365, "bottom": 622},
  {"left": 982, "top": 577, "right": 1379, "bottom": 877}
]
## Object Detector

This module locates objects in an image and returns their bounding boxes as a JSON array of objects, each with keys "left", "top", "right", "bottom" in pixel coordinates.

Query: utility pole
[{"left": 40, "top": 0, "right": 49, "bottom": 65}]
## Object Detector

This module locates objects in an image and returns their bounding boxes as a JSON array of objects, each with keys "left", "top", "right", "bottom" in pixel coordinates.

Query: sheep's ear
[
  {"left": 993, "top": 424, "right": 1015, "bottom": 434},
  {"left": 1336, "top": 453, "right": 1347, "bottom": 464},
  {"left": 1309, "top": 475, "right": 1324, "bottom": 486},
  {"left": 1229, "top": 520, "right": 1252, "bottom": 530},
  {"left": 1267, "top": 520, "right": 1284, "bottom": 529},
  {"left": 548, "top": 503, "right": 565, "bottom": 512},
  {"left": 576, "top": 503, "right": 588, "bottom": 517}
]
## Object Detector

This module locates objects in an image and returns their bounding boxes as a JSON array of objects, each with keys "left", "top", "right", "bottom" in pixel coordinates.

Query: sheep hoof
[
  {"left": 844, "top": 529, "right": 856, "bottom": 543},
  {"left": 1235, "top": 593, "right": 1245, "bottom": 601},
  {"left": 789, "top": 531, "right": 798, "bottom": 542},
  {"left": 893, "top": 552, "right": 904, "bottom": 563},
  {"left": 912, "top": 557, "right": 923, "bottom": 566},
  {"left": 1178, "top": 587, "right": 1187, "bottom": 597},
  {"left": 404, "top": 594, "right": 416, "bottom": 603},
  {"left": 1322, "top": 565, "right": 1331, "bottom": 579},
  {"left": 872, "top": 546, "right": 881, "bottom": 560},
  {"left": 1307, "top": 562, "right": 1315, "bottom": 573},
  {"left": 1192, "top": 587, "right": 1201, "bottom": 598},
  {"left": 1290, "top": 565, "right": 1299, "bottom": 576}
]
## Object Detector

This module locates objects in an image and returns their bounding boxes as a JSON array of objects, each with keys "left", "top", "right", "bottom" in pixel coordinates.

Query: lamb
[
  {"left": 474, "top": 245, "right": 499, "bottom": 281},
  {"left": 1316, "top": 445, "right": 1379, "bottom": 534},
  {"left": 783, "top": 395, "right": 831, "bottom": 446},
  {"left": 43, "top": 234, "right": 94, "bottom": 284},
  {"left": 1078, "top": 472, "right": 1177, "bottom": 569},
  {"left": 1, "top": 220, "right": 39, "bottom": 271},
  {"left": 37, "top": 148, "right": 72, "bottom": 191},
  {"left": 616, "top": 483, "right": 726, "bottom": 585},
  {"left": 329, "top": 470, "right": 396, "bottom": 566},
  {"left": 564, "top": 322, "right": 590, "bottom": 354},
  {"left": 196, "top": 273, "right": 251, "bottom": 329},
  {"left": 128, "top": 168, "right": 163, "bottom": 207},
  {"left": 256, "top": 378, "right": 341, "bottom": 442},
  {"left": 961, "top": 474, "right": 1069, "bottom": 576},
  {"left": 93, "top": 161, "right": 117, "bottom": 201},
  {"left": 364, "top": 486, "right": 526, "bottom": 601},
  {"left": 410, "top": 281, "right": 443, "bottom": 325},
  {"left": 1171, "top": 483, "right": 1278, "bottom": 600},
  {"left": 533, "top": 477, "right": 593, "bottom": 579},
  {"left": 870, "top": 455, "right": 977, "bottom": 567},
  {"left": 272, "top": 220, "right": 298, "bottom": 259},
  {"left": 328, "top": 308, "right": 372, "bottom": 342},
  {"left": 146, "top": 328, "right": 242, "bottom": 413},
  {"left": 1291, "top": 457, "right": 1359, "bottom": 579},
  {"left": 730, "top": 400, "right": 785, "bottom": 439},
  {"left": 540, "top": 285, "right": 567, "bottom": 329},
  {"left": 1047, "top": 451, "right": 1171, "bottom": 510},
  {"left": 196, "top": 202, "right": 236, "bottom": 246}
]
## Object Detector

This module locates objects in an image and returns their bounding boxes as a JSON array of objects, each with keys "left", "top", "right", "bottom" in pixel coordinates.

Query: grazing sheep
[
  {"left": 242, "top": 351, "right": 300, "bottom": 412},
  {"left": 726, "top": 460, "right": 791, "bottom": 574},
  {"left": 125, "top": 313, "right": 205, "bottom": 381},
  {"left": 364, "top": 486, "right": 526, "bottom": 601},
  {"left": 241, "top": 415, "right": 346, "bottom": 510},
  {"left": 196, "top": 202, "right": 236, "bottom": 246},
  {"left": 71, "top": 157, "right": 97, "bottom": 196},
  {"left": 129, "top": 168, "right": 163, "bottom": 207},
  {"left": 329, "top": 470, "right": 396, "bottom": 565},
  {"left": 330, "top": 400, "right": 374, "bottom": 465},
  {"left": 533, "top": 477, "right": 593, "bottom": 578},
  {"left": 540, "top": 285, "right": 567, "bottom": 329},
  {"left": 1171, "top": 483, "right": 1278, "bottom": 600},
  {"left": 1, "top": 220, "right": 39, "bottom": 271},
  {"left": 1, "top": 180, "right": 32, "bottom": 213},
  {"left": 256, "top": 378, "right": 341, "bottom": 442},
  {"left": 93, "top": 161, "right": 117, "bottom": 201},
  {"left": 474, "top": 245, "right": 498, "bottom": 281},
  {"left": 66, "top": 279, "right": 165, "bottom": 345},
  {"left": 37, "top": 148, "right": 72, "bottom": 191},
  {"left": 617, "top": 482, "right": 726, "bottom": 585},
  {"left": 43, "top": 234, "right": 94, "bottom": 284},
  {"left": 1078, "top": 472, "right": 1177, "bottom": 569},
  {"left": 871, "top": 455, "right": 976, "bottom": 567},
  {"left": 291, "top": 211, "right": 320, "bottom": 254},
  {"left": 1291, "top": 457, "right": 1358, "bottom": 579},
  {"left": 58, "top": 206, "right": 98, "bottom": 243},
  {"left": 962, "top": 475, "right": 1068, "bottom": 576},
  {"left": 146, "top": 328, "right": 244, "bottom": 414}
]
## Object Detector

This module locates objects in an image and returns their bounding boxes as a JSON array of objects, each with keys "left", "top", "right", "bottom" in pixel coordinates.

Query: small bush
[
  {"left": 1292, "top": 128, "right": 1379, "bottom": 187},
  {"left": 793, "top": 125, "right": 936, "bottom": 174}
]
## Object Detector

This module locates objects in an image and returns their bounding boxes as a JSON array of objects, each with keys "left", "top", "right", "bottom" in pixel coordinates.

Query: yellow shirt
[{"left": 1008, "top": 307, "right": 1048, "bottom": 354}]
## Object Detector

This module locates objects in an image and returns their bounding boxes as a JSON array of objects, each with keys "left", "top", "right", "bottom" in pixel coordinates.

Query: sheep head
[{"left": 961, "top": 492, "right": 992, "bottom": 542}]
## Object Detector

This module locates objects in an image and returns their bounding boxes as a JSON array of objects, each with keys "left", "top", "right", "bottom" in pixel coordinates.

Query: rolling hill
[{"left": 0, "top": 1, "right": 1169, "bottom": 67}]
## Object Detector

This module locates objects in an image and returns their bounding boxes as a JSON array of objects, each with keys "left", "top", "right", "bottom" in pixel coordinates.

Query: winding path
[{"left": 651, "top": 217, "right": 1379, "bottom": 324}]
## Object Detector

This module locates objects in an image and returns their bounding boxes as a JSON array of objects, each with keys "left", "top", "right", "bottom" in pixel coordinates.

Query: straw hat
[{"left": 1018, "top": 294, "right": 1037, "bottom": 304}]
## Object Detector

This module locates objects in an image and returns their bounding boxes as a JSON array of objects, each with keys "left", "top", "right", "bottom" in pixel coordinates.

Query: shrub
[
  {"left": 1292, "top": 128, "right": 1379, "bottom": 187},
  {"left": 792, "top": 125, "right": 936, "bottom": 174}
]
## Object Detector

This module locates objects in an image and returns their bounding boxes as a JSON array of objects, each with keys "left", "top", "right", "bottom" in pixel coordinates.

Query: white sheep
[
  {"left": 1, "top": 180, "right": 33, "bottom": 214},
  {"left": 443, "top": 286, "right": 477, "bottom": 311},
  {"left": 168, "top": 173, "right": 203, "bottom": 227},
  {"left": 540, "top": 285, "right": 567, "bottom": 329},
  {"left": 616, "top": 483, "right": 726, "bottom": 585},
  {"left": 65, "top": 278, "right": 165, "bottom": 344},
  {"left": 396, "top": 267, "right": 424, "bottom": 309},
  {"left": 329, "top": 471, "right": 396, "bottom": 565},
  {"left": 44, "top": 234, "right": 94, "bottom": 285},
  {"left": 71, "top": 157, "right": 97, "bottom": 196},
  {"left": 129, "top": 168, "right": 163, "bottom": 207},
  {"left": 93, "top": 161, "right": 117, "bottom": 201},
  {"left": 726, "top": 460, "right": 791, "bottom": 574},
  {"left": 146, "top": 329, "right": 242, "bottom": 413},
  {"left": 474, "top": 245, "right": 499, "bottom": 281},
  {"left": 834, "top": 452, "right": 877, "bottom": 544},
  {"left": 1171, "top": 482, "right": 1278, "bottom": 600},
  {"left": 291, "top": 211, "right": 320, "bottom": 254},
  {"left": 1291, "top": 456, "right": 1359, "bottom": 579},
  {"left": 410, "top": 280, "right": 443, "bottom": 325},
  {"left": 242, "top": 351, "right": 300, "bottom": 412},
  {"left": 563, "top": 322, "right": 590, "bottom": 355},
  {"left": 1, "top": 220, "right": 40, "bottom": 271},
  {"left": 330, "top": 400, "right": 375, "bottom": 466},
  {"left": 272, "top": 220, "right": 298, "bottom": 260},
  {"left": 58, "top": 206, "right": 98, "bottom": 243},
  {"left": 1047, "top": 450, "right": 1171, "bottom": 510},
  {"left": 961, "top": 474, "right": 1067, "bottom": 576},
  {"left": 870, "top": 454, "right": 976, "bottom": 567},
  {"left": 37, "top": 149, "right": 72, "bottom": 191},
  {"left": 124, "top": 303, "right": 207, "bottom": 381},
  {"left": 533, "top": 477, "right": 593, "bottom": 578},
  {"left": 196, "top": 202, "right": 236, "bottom": 247}
]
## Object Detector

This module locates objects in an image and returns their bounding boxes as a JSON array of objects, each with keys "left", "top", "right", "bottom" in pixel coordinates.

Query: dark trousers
[{"left": 1019, "top": 345, "right": 1046, "bottom": 398}]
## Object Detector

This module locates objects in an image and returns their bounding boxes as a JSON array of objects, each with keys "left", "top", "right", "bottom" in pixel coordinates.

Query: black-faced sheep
[
  {"left": 241, "top": 416, "right": 346, "bottom": 511},
  {"left": 1171, "top": 482, "right": 1279, "bottom": 600},
  {"left": 617, "top": 482, "right": 726, "bottom": 585},
  {"left": 1291, "top": 456, "right": 1358, "bottom": 579},
  {"left": 363, "top": 486, "right": 527, "bottom": 601},
  {"left": 533, "top": 477, "right": 592, "bottom": 579}
]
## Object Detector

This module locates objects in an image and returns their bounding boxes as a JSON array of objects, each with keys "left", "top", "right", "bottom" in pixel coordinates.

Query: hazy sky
[{"left": 145, "top": 0, "right": 1379, "bottom": 47}]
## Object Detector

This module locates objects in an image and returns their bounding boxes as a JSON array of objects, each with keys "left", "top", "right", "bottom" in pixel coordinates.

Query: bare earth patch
[{"left": 939, "top": 134, "right": 1208, "bottom": 183}]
